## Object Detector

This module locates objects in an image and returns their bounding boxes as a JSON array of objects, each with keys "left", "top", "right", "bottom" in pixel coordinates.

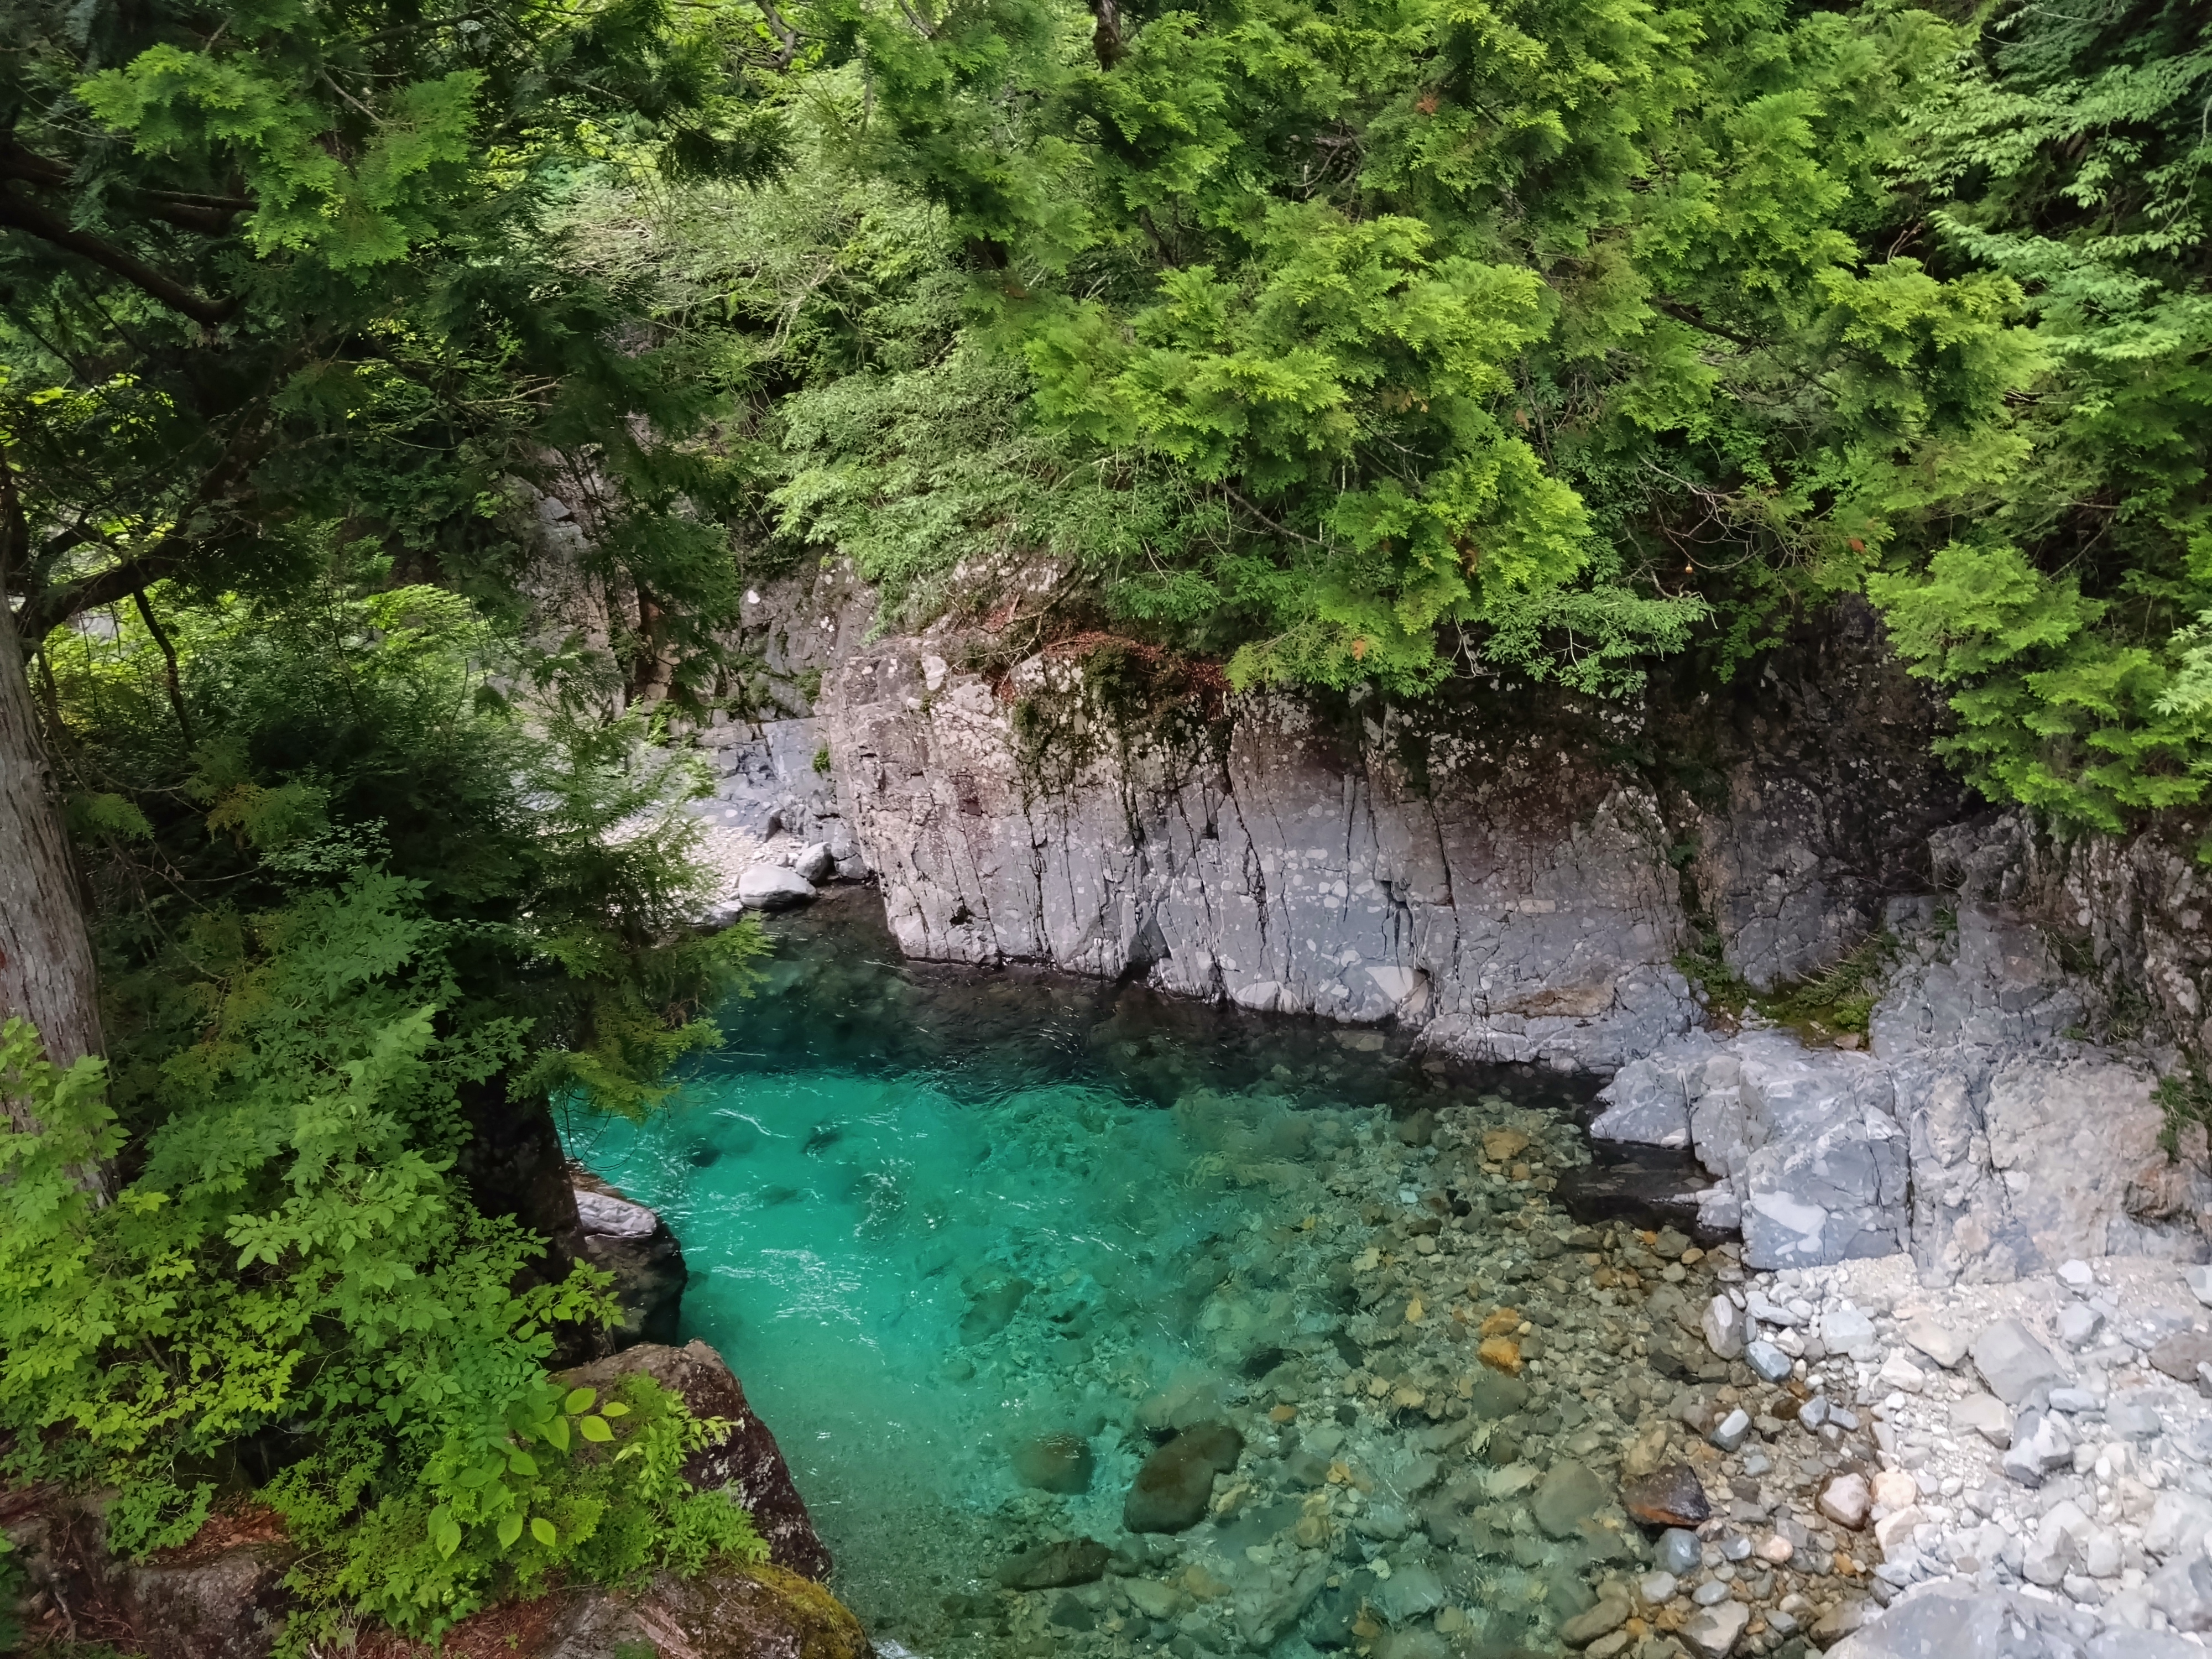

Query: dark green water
[{"left": 563, "top": 893, "right": 1698, "bottom": 1658}]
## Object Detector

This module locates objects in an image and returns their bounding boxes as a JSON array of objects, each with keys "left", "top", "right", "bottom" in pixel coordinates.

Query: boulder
[
  {"left": 1682, "top": 1598, "right": 1750, "bottom": 1657},
  {"left": 1901, "top": 1318, "right": 1968, "bottom": 1369},
  {"left": 2151, "top": 1329, "right": 2212, "bottom": 1383},
  {"left": 1818, "top": 1473, "right": 1871, "bottom": 1531},
  {"left": 2000, "top": 1409, "right": 2073, "bottom": 1488},
  {"left": 1559, "top": 1597, "right": 1632, "bottom": 1647},
  {"left": 559, "top": 1339, "right": 832, "bottom": 1580},
  {"left": 1952, "top": 1394, "right": 2012, "bottom": 1447},
  {"left": 1010, "top": 1432, "right": 1094, "bottom": 1494},
  {"left": 2152, "top": 1553, "right": 2212, "bottom": 1632},
  {"left": 738, "top": 864, "right": 816, "bottom": 910},
  {"left": 1970, "top": 1319, "right": 2065, "bottom": 1405},
  {"left": 570, "top": 1174, "right": 687, "bottom": 1349},
  {"left": 1588, "top": 1055, "right": 1698, "bottom": 1148},
  {"left": 2142, "top": 1491, "right": 2212, "bottom": 1561},
  {"left": 1465, "top": 1369, "right": 1530, "bottom": 1419},
  {"left": 997, "top": 1538, "right": 1110, "bottom": 1590},
  {"left": 1232, "top": 1554, "right": 1329, "bottom": 1647},
  {"left": 1744, "top": 1338, "right": 1792, "bottom": 1383},
  {"left": 1531, "top": 1462, "right": 1609, "bottom": 1540},
  {"left": 526, "top": 1559, "right": 870, "bottom": 1659},
  {"left": 1822, "top": 1308, "right": 1880, "bottom": 1360},
  {"left": 1702, "top": 1295, "right": 1747, "bottom": 1361},
  {"left": 1824, "top": 1580, "right": 2120, "bottom": 1657},
  {"left": 1125, "top": 1422, "right": 1243, "bottom": 1533},
  {"left": 791, "top": 842, "right": 835, "bottom": 884},
  {"left": 120, "top": 1537, "right": 296, "bottom": 1659}
]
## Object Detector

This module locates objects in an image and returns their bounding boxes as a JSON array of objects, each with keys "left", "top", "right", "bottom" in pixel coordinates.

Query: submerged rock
[
  {"left": 996, "top": 1538, "right": 1110, "bottom": 1590},
  {"left": 959, "top": 1275, "right": 1032, "bottom": 1343},
  {"left": 1010, "top": 1432, "right": 1094, "bottom": 1494},
  {"left": 1125, "top": 1422, "right": 1244, "bottom": 1532},
  {"left": 1530, "top": 1462, "right": 1608, "bottom": 1539},
  {"left": 1622, "top": 1464, "right": 1712, "bottom": 1529}
]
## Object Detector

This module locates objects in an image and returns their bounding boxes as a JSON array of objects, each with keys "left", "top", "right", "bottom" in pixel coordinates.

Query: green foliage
[
  {"left": 0, "top": 0, "right": 785, "bottom": 701},
  {"left": 1864, "top": 0, "right": 2212, "bottom": 833},
  {"left": 2156, "top": 1062, "right": 2212, "bottom": 1160},
  {"left": 0, "top": 956, "right": 759, "bottom": 1642},
  {"left": 1676, "top": 926, "right": 1893, "bottom": 1039},
  {"left": 793, "top": 0, "right": 2036, "bottom": 692},
  {"left": 36, "top": 563, "right": 767, "bottom": 1124}
]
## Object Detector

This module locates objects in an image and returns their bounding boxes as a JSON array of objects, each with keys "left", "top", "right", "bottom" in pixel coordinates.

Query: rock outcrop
[
  {"left": 559, "top": 1339, "right": 834, "bottom": 1583},
  {"left": 823, "top": 638, "right": 1701, "bottom": 1072},
  {"left": 1594, "top": 902, "right": 2211, "bottom": 1279},
  {"left": 517, "top": 1558, "right": 871, "bottom": 1659},
  {"left": 569, "top": 1170, "right": 688, "bottom": 1349}
]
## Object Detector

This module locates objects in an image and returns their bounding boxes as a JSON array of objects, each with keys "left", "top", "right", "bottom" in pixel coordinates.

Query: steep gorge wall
[
  {"left": 699, "top": 568, "right": 2028, "bottom": 1071},
  {"left": 686, "top": 562, "right": 2209, "bottom": 1088}
]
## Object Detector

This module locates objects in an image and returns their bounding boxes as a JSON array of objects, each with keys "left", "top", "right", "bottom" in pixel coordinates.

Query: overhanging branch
[{"left": 0, "top": 187, "right": 237, "bottom": 328}]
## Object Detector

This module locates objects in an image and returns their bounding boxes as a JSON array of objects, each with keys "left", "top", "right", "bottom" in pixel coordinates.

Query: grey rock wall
[
  {"left": 821, "top": 635, "right": 1699, "bottom": 1072},
  {"left": 1647, "top": 597, "right": 1974, "bottom": 991},
  {"left": 1931, "top": 809, "right": 2212, "bottom": 1061},
  {"left": 1593, "top": 902, "right": 2211, "bottom": 1280}
]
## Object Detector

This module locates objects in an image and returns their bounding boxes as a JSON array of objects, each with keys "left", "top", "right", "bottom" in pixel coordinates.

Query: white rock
[
  {"left": 1822, "top": 1307, "right": 1880, "bottom": 1361},
  {"left": 573, "top": 1188, "right": 658, "bottom": 1238},
  {"left": 2057, "top": 1302, "right": 2105, "bottom": 1348},
  {"left": 1872, "top": 1468, "right": 1919, "bottom": 1510},
  {"left": 2187, "top": 1264, "right": 2212, "bottom": 1309},
  {"left": 1874, "top": 1504, "right": 1926, "bottom": 1554},
  {"left": 1703, "top": 1295, "right": 1749, "bottom": 1361},
  {"left": 2143, "top": 1491, "right": 2212, "bottom": 1561},
  {"left": 1879, "top": 1350, "right": 1928, "bottom": 1393},
  {"left": 1710, "top": 1408, "right": 1751, "bottom": 1452},
  {"left": 2058, "top": 1259, "right": 2096, "bottom": 1290},
  {"left": 791, "top": 841, "right": 835, "bottom": 883},
  {"left": 737, "top": 863, "right": 817, "bottom": 910},
  {"left": 1746, "top": 1338, "right": 1793, "bottom": 1383},
  {"left": 1901, "top": 1317, "right": 1969, "bottom": 1370},
  {"left": 1682, "top": 1599, "right": 1750, "bottom": 1658},
  {"left": 1953, "top": 1393, "right": 2013, "bottom": 1447},
  {"left": 1819, "top": 1472, "right": 1871, "bottom": 1530}
]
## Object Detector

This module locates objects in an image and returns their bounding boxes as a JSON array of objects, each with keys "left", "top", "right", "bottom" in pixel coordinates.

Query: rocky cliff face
[
  {"left": 705, "top": 570, "right": 1968, "bottom": 1073},
  {"left": 1593, "top": 899, "right": 2212, "bottom": 1282},
  {"left": 826, "top": 639, "right": 1699, "bottom": 1072}
]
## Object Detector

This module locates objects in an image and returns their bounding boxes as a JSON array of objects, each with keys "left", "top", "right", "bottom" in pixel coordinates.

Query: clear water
[{"left": 561, "top": 893, "right": 1706, "bottom": 1657}]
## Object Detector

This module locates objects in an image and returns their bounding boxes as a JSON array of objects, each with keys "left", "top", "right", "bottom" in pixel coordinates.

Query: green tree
[
  {"left": 777, "top": 0, "right": 2039, "bottom": 695},
  {"left": 1866, "top": 0, "right": 2212, "bottom": 833}
]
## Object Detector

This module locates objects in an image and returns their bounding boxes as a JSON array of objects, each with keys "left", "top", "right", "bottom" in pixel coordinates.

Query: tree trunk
[{"left": 0, "top": 589, "right": 105, "bottom": 1121}]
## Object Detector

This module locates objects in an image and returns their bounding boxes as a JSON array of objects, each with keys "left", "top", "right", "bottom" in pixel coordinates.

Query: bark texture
[{"left": 0, "top": 591, "right": 104, "bottom": 1114}]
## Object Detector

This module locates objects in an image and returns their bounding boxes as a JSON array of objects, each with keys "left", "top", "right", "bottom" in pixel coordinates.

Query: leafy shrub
[{"left": 0, "top": 961, "right": 760, "bottom": 1642}]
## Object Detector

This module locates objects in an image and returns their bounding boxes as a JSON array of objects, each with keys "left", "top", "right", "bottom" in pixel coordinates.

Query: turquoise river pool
[{"left": 561, "top": 893, "right": 1772, "bottom": 1659}]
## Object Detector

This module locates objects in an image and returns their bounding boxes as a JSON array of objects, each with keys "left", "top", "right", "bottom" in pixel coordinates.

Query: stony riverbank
[
  {"left": 948, "top": 1083, "right": 2212, "bottom": 1659},
  {"left": 1746, "top": 1250, "right": 2212, "bottom": 1657}
]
